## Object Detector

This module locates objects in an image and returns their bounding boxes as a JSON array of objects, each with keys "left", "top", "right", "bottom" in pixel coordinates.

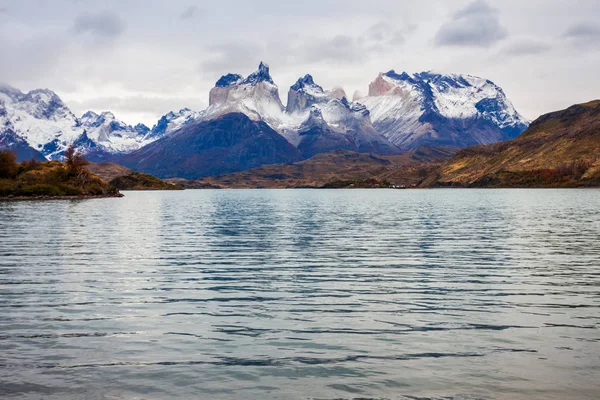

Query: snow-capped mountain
[
  {"left": 0, "top": 84, "right": 82, "bottom": 159},
  {"left": 283, "top": 74, "right": 398, "bottom": 156},
  {"left": 1, "top": 63, "right": 530, "bottom": 178},
  {"left": 204, "top": 62, "right": 285, "bottom": 130},
  {"left": 79, "top": 111, "right": 152, "bottom": 154},
  {"left": 0, "top": 83, "right": 198, "bottom": 160},
  {"left": 201, "top": 64, "right": 399, "bottom": 157},
  {"left": 357, "top": 71, "right": 529, "bottom": 150}
]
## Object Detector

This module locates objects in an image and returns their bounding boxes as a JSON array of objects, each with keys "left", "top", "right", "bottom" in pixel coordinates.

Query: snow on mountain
[
  {"left": 201, "top": 65, "right": 399, "bottom": 157},
  {"left": 0, "top": 64, "right": 530, "bottom": 166},
  {"left": 359, "top": 71, "right": 529, "bottom": 150},
  {"left": 204, "top": 62, "right": 285, "bottom": 129},
  {"left": 0, "top": 83, "right": 192, "bottom": 159},
  {"left": 78, "top": 111, "right": 152, "bottom": 154},
  {"left": 282, "top": 74, "right": 399, "bottom": 156},
  {"left": 147, "top": 108, "right": 202, "bottom": 140},
  {"left": 0, "top": 85, "right": 82, "bottom": 159}
]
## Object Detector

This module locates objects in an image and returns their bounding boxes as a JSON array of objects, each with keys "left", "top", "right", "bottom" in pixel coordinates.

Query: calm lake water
[{"left": 1, "top": 189, "right": 599, "bottom": 400}]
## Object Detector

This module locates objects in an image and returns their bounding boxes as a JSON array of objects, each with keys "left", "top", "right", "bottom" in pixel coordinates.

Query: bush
[
  {"left": 18, "top": 158, "right": 41, "bottom": 174},
  {"left": 19, "top": 184, "right": 63, "bottom": 196},
  {"left": 0, "top": 150, "right": 18, "bottom": 179},
  {"left": 0, "top": 179, "right": 17, "bottom": 196}
]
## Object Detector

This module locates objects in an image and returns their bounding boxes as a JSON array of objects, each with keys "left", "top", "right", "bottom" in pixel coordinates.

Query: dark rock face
[
  {"left": 241, "top": 62, "right": 274, "bottom": 85},
  {"left": 215, "top": 73, "right": 244, "bottom": 88},
  {"left": 297, "top": 125, "right": 356, "bottom": 159},
  {"left": 119, "top": 113, "right": 302, "bottom": 179}
]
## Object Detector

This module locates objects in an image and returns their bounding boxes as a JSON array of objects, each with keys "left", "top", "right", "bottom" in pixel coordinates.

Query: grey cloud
[
  {"left": 304, "top": 35, "right": 362, "bottom": 64},
  {"left": 73, "top": 11, "right": 125, "bottom": 40},
  {"left": 501, "top": 39, "right": 551, "bottom": 57},
  {"left": 0, "top": 30, "right": 68, "bottom": 83},
  {"left": 435, "top": 0, "right": 507, "bottom": 48},
  {"left": 199, "top": 41, "right": 264, "bottom": 77},
  {"left": 564, "top": 22, "right": 600, "bottom": 40},
  {"left": 180, "top": 5, "right": 202, "bottom": 20},
  {"left": 360, "top": 22, "right": 411, "bottom": 47},
  {"left": 298, "top": 22, "right": 413, "bottom": 65}
]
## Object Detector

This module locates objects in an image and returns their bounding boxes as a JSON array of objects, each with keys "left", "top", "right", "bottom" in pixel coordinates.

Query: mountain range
[
  {"left": 173, "top": 100, "right": 600, "bottom": 189},
  {"left": 0, "top": 62, "right": 529, "bottom": 178}
]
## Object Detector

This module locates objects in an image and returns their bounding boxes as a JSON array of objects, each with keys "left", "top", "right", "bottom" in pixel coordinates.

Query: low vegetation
[
  {"left": 109, "top": 172, "right": 184, "bottom": 190},
  {"left": 0, "top": 146, "right": 121, "bottom": 198}
]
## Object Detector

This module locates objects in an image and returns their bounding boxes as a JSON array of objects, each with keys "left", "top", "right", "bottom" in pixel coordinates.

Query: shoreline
[{"left": 0, "top": 193, "right": 124, "bottom": 201}]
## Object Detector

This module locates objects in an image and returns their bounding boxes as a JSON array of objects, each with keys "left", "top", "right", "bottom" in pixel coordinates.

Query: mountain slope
[
  {"left": 180, "top": 147, "right": 455, "bottom": 189},
  {"left": 358, "top": 71, "right": 529, "bottom": 150},
  {"left": 431, "top": 100, "right": 600, "bottom": 187},
  {"left": 0, "top": 125, "right": 46, "bottom": 161},
  {"left": 119, "top": 113, "right": 302, "bottom": 179}
]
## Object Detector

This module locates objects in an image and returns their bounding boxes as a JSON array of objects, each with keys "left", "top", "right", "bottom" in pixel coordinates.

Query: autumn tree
[
  {"left": 0, "top": 149, "right": 18, "bottom": 179},
  {"left": 64, "top": 144, "right": 89, "bottom": 177}
]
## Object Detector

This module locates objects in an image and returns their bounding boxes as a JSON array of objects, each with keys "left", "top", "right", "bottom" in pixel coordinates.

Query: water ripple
[{"left": 0, "top": 189, "right": 599, "bottom": 400}]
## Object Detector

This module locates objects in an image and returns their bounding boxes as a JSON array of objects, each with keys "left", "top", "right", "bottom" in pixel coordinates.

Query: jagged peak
[
  {"left": 23, "top": 88, "right": 64, "bottom": 105},
  {"left": 134, "top": 123, "right": 150, "bottom": 132},
  {"left": 81, "top": 110, "right": 99, "bottom": 119},
  {"left": 384, "top": 70, "right": 413, "bottom": 82},
  {"left": 215, "top": 73, "right": 244, "bottom": 88},
  {"left": 340, "top": 97, "right": 370, "bottom": 117},
  {"left": 100, "top": 111, "right": 116, "bottom": 120},
  {"left": 241, "top": 62, "right": 274, "bottom": 85},
  {"left": 291, "top": 74, "right": 320, "bottom": 91}
]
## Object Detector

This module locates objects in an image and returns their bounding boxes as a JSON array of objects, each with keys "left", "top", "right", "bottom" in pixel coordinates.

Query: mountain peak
[
  {"left": 23, "top": 88, "right": 63, "bottom": 106},
  {"left": 215, "top": 73, "right": 244, "bottom": 88},
  {"left": 242, "top": 62, "right": 274, "bottom": 85},
  {"left": 291, "top": 74, "right": 317, "bottom": 90},
  {"left": 82, "top": 111, "right": 99, "bottom": 120},
  {"left": 384, "top": 70, "right": 413, "bottom": 82},
  {"left": 100, "top": 111, "right": 116, "bottom": 120}
]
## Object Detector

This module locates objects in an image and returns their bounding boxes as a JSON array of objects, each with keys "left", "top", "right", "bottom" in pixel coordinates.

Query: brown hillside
[
  {"left": 432, "top": 100, "right": 600, "bottom": 187},
  {"left": 180, "top": 148, "right": 455, "bottom": 189}
]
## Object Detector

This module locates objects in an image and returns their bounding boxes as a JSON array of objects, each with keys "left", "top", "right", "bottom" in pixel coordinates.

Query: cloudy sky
[{"left": 1, "top": 0, "right": 599, "bottom": 126}]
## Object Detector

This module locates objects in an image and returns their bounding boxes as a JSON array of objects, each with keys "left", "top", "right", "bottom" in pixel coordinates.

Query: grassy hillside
[
  {"left": 86, "top": 162, "right": 132, "bottom": 182},
  {"left": 180, "top": 148, "right": 455, "bottom": 189},
  {"left": 88, "top": 162, "right": 184, "bottom": 190},
  {"left": 0, "top": 150, "right": 120, "bottom": 198},
  {"left": 431, "top": 100, "right": 600, "bottom": 187},
  {"left": 109, "top": 172, "right": 184, "bottom": 190}
]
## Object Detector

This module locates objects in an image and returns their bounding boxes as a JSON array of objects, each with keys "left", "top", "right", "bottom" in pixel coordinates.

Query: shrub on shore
[{"left": 0, "top": 146, "right": 120, "bottom": 198}]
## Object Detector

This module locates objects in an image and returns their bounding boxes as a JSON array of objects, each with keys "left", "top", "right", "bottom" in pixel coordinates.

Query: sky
[{"left": 0, "top": 0, "right": 599, "bottom": 126}]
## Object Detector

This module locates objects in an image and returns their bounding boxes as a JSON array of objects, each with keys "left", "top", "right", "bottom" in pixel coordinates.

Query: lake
[{"left": 0, "top": 189, "right": 599, "bottom": 400}]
